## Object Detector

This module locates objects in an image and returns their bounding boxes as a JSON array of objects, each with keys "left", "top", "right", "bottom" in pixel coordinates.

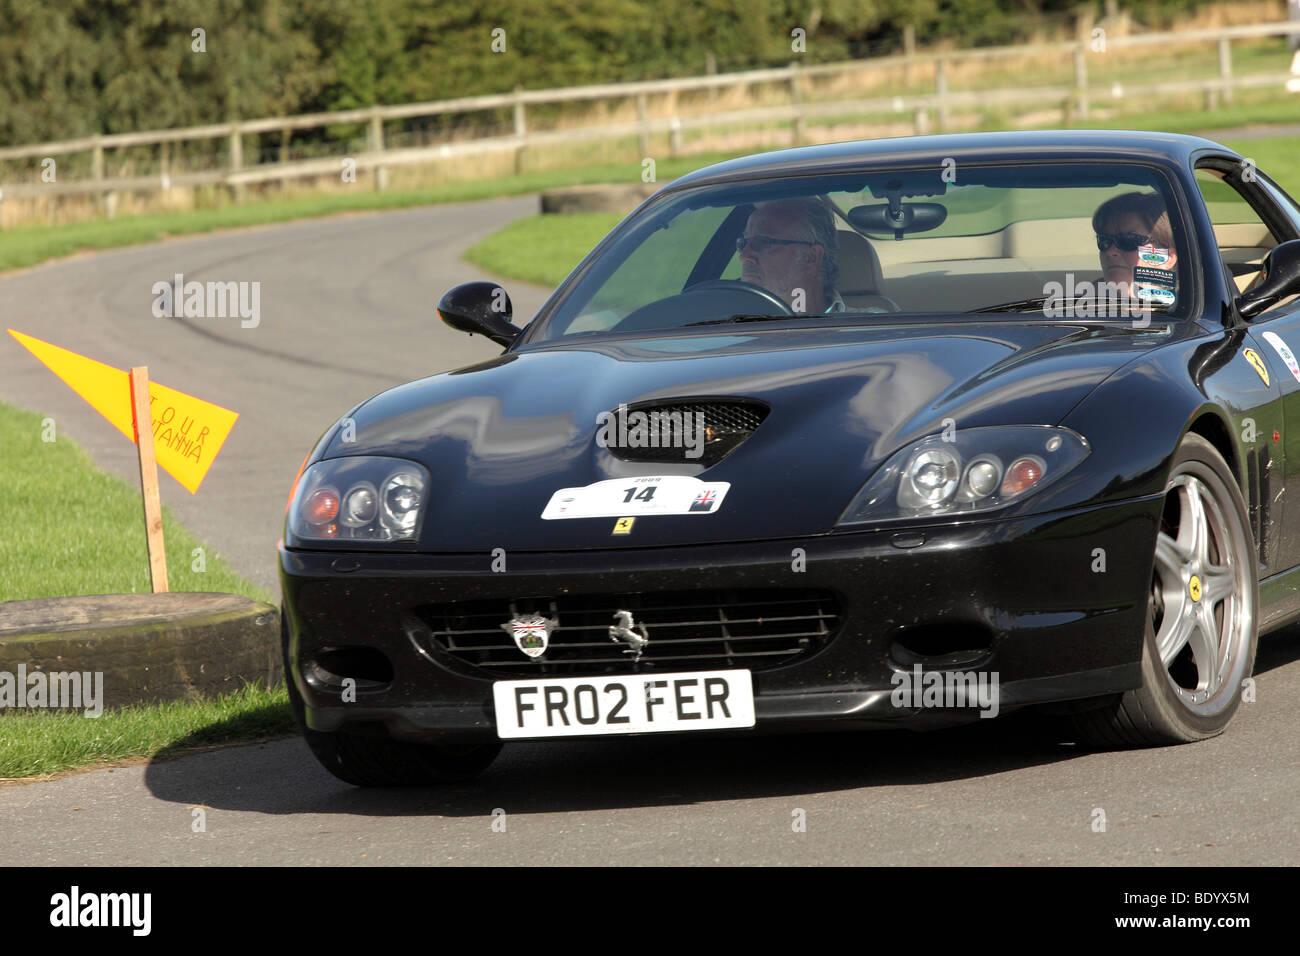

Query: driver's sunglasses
[
  {"left": 736, "top": 235, "right": 817, "bottom": 254},
  {"left": 1096, "top": 232, "right": 1150, "bottom": 253}
]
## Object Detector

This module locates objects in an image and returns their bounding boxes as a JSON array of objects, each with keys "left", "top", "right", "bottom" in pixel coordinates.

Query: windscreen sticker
[
  {"left": 1261, "top": 331, "right": 1300, "bottom": 383},
  {"left": 1137, "top": 244, "right": 1173, "bottom": 267},
  {"left": 542, "top": 476, "right": 730, "bottom": 520},
  {"left": 1243, "top": 348, "right": 1271, "bottom": 387},
  {"left": 1134, "top": 285, "right": 1176, "bottom": 307},
  {"left": 1133, "top": 266, "right": 1175, "bottom": 288},
  {"left": 1133, "top": 266, "right": 1177, "bottom": 308}
]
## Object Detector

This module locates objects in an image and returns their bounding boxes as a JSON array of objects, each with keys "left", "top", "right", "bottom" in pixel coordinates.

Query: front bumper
[{"left": 280, "top": 495, "right": 1160, "bottom": 741}]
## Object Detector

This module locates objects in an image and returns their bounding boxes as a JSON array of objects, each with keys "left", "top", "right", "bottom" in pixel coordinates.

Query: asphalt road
[
  {"left": 1, "top": 645, "right": 1297, "bottom": 865},
  {"left": 1, "top": 198, "right": 1298, "bottom": 865}
]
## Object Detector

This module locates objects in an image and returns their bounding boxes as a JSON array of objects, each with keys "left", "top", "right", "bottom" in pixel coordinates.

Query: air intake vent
[
  {"left": 601, "top": 399, "right": 769, "bottom": 467},
  {"left": 415, "top": 588, "right": 839, "bottom": 678}
]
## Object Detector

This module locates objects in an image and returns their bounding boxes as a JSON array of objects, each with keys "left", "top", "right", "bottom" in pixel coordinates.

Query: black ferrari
[{"left": 280, "top": 130, "right": 1300, "bottom": 785}]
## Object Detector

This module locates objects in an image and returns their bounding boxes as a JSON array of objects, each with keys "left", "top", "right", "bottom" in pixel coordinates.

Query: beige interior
[
  {"left": 1212, "top": 222, "right": 1274, "bottom": 293},
  {"left": 575, "top": 215, "right": 1277, "bottom": 327},
  {"left": 835, "top": 217, "right": 1284, "bottom": 310},
  {"left": 836, "top": 220, "right": 1111, "bottom": 312}
]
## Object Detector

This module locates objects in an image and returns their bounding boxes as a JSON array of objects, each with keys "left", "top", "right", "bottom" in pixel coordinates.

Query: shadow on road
[
  {"left": 138, "top": 709, "right": 1101, "bottom": 817},
  {"left": 1254, "top": 619, "right": 1300, "bottom": 674},
  {"left": 140, "top": 623, "right": 1300, "bottom": 818}
]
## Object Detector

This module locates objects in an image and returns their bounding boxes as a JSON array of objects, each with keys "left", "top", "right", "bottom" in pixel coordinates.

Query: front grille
[
  {"left": 603, "top": 399, "right": 769, "bottom": 467},
  {"left": 416, "top": 588, "right": 840, "bottom": 677}
]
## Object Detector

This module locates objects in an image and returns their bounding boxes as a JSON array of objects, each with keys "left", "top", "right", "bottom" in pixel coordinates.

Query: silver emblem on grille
[
  {"left": 609, "top": 609, "right": 649, "bottom": 661},
  {"left": 502, "top": 602, "right": 559, "bottom": 659}
]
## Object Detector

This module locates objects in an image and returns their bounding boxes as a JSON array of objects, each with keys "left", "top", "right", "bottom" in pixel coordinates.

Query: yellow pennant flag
[{"left": 8, "top": 329, "right": 238, "bottom": 494}]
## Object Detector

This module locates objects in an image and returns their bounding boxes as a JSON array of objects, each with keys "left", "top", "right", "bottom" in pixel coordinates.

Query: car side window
[
  {"left": 1194, "top": 165, "right": 1287, "bottom": 302},
  {"left": 1259, "top": 174, "right": 1300, "bottom": 237}
]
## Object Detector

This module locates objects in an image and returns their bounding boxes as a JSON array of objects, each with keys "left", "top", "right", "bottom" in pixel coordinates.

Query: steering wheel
[
  {"left": 683, "top": 279, "right": 792, "bottom": 315},
  {"left": 608, "top": 278, "right": 792, "bottom": 333},
  {"left": 849, "top": 293, "right": 903, "bottom": 314},
  {"left": 692, "top": 279, "right": 904, "bottom": 315}
]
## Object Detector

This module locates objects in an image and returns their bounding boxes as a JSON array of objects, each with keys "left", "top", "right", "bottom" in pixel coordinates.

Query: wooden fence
[{"left": 2, "top": 19, "right": 1299, "bottom": 217}]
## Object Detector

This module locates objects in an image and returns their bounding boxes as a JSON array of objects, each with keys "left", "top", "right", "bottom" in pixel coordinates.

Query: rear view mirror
[
  {"left": 1239, "top": 239, "right": 1300, "bottom": 320},
  {"left": 848, "top": 202, "right": 948, "bottom": 240}
]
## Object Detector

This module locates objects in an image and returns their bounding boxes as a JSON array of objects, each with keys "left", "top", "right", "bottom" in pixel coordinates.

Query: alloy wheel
[{"left": 1150, "top": 470, "right": 1254, "bottom": 716}]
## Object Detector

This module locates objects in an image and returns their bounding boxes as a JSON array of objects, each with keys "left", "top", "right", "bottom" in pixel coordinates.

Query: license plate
[
  {"left": 493, "top": 670, "right": 755, "bottom": 739},
  {"left": 541, "top": 476, "right": 730, "bottom": 520}
]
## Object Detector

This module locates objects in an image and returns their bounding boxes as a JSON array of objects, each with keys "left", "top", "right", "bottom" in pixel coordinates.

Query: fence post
[
  {"left": 935, "top": 57, "right": 949, "bottom": 132},
  {"left": 669, "top": 116, "right": 683, "bottom": 157},
  {"left": 790, "top": 62, "right": 804, "bottom": 146},
  {"left": 903, "top": 24, "right": 917, "bottom": 86},
  {"left": 368, "top": 109, "right": 388, "bottom": 191},
  {"left": 636, "top": 92, "right": 650, "bottom": 156},
  {"left": 159, "top": 140, "right": 171, "bottom": 202},
  {"left": 1219, "top": 35, "right": 1234, "bottom": 105},
  {"left": 513, "top": 85, "right": 526, "bottom": 174},
  {"left": 228, "top": 123, "right": 245, "bottom": 202},
  {"left": 1074, "top": 43, "right": 1089, "bottom": 120},
  {"left": 91, "top": 135, "right": 104, "bottom": 180},
  {"left": 913, "top": 107, "right": 930, "bottom": 135},
  {"left": 91, "top": 134, "right": 105, "bottom": 215}
]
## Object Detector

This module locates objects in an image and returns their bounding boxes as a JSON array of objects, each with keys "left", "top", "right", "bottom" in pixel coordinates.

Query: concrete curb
[
  {"left": 0, "top": 593, "right": 281, "bottom": 711},
  {"left": 539, "top": 183, "right": 656, "bottom": 214}
]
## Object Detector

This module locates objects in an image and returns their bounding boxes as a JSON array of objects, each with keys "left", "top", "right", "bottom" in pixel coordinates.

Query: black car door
[{"left": 1193, "top": 156, "right": 1300, "bottom": 573}]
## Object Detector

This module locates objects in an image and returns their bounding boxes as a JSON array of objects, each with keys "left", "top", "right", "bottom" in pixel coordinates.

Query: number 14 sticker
[{"left": 541, "top": 476, "right": 731, "bottom": 520}]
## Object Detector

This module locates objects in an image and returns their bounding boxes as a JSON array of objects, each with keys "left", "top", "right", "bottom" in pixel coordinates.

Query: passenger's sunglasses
[
  {"left": 1096, "top": 232, "right": 1150, "bottom": 253},
  {"left": 736, "top": 235, "right": 817, "bottom": 254}
]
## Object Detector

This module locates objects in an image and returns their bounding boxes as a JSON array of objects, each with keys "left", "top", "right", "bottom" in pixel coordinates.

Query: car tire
[
  {"left": 1070, "top": 433, "right": 1258, "bottom": 747},
  {"left": 282, "top": 614, "right": 501, "bottom": 786}
]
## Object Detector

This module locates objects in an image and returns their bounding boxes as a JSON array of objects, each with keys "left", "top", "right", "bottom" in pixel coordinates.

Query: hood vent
[{"left": 600, "top": 399, "right": 769, "bottom": 468}]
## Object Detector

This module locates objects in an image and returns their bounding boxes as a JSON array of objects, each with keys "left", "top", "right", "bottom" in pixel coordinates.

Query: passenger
[
  {"left": 736, "top": 197, "right": 845, "bottom": 312},
  {"left": 1092, "top": 191, "right": 1178, "bottom": 298}
]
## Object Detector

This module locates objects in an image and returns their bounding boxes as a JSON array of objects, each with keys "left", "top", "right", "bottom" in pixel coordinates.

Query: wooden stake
[{"left": 129, "top": 366, "right": 169, "bottom": 593}]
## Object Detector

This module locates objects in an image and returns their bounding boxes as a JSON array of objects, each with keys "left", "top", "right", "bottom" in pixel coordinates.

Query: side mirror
[
  {"left": 1239, "top": 239, "right": 1300, "bottom": 320},
  {"left": 438, "top": 281, "right": 522, "bottom": 346}
]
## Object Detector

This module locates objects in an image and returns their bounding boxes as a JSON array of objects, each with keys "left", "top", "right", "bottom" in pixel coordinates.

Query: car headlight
[
  {"left": 287, "top": 456, "right": 429, "bottom": 544},
  {"left": 837, "top": 426, "right": 1089, "bottom": 525}
]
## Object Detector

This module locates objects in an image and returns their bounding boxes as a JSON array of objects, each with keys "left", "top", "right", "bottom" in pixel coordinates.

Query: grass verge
[
  {"left": 0, "top": 681, "right": 293, "bottom": 780},
  {"left": 0, "top": 399, "right": 271, "bottom": 603},
  {"left": 464, "top": 210, "right": 624, "bottom": 288},
  {"left": 0, "top": 399, "right": 290, "bottom": 779},
  {"left": 0, "top": 152, "right": 746, "bottom": 275}
]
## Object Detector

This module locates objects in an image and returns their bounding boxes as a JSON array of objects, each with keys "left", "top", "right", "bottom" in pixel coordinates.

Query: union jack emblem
[
  {"left": 501, "top": 602, "right": 559, "bottom": 658},
  {"left": 690, "top": 489, "right": 717, "bottom": 512}
]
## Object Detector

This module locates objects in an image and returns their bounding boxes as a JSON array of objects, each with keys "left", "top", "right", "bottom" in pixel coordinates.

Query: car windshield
[{"left": 530, "top": 161, "right": 1189, "bottom": 341}]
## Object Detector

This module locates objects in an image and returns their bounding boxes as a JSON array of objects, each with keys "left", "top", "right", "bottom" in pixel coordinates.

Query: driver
[{"left": 737, "top": 198, "right": 845, "bottom": 313}]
